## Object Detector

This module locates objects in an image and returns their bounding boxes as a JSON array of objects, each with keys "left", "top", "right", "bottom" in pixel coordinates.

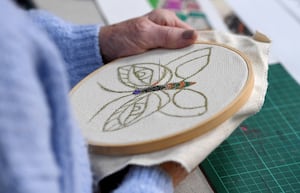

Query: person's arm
[
  {"left": 113, "top": 166, "right": 173, "bottom": 193},
  {"left": 0, "top": 2, "right": 68, "bottom": 192},
  {"left": 28, "top": 9, "right": 197, "bottom": 88},
  {"left": 28, "top": 8, "right": 195, "bottom": 192},
  {"left": 99, "top": 9, "right": 198, "bottom": 63},
  {"left": 28, "top": 10, "right": 103, "bottom": 88},
  {"left": 112, "top": 163, "right": 188, "bottom": 193}
]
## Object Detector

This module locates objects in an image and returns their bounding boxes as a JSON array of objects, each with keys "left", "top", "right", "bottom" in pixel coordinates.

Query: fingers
[
  {"left": 148, "top": 9, "right": 193, "bottom": 29},
  {"left": 174, "top": 17, "right": 194, "bottom": 30},
  {"left": 98, "top": 8, "right": 198, "bottom": 62},
  {"left": 146, "top": 8, "right": 198, "bottom": 49},
  {"left": 149, "top": 24, "right": 198, "bottom": 49}
]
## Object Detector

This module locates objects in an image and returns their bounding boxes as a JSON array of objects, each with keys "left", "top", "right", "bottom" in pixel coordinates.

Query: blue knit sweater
[{"left": 0, "top": 1, "right": 173, "bottom": 193}]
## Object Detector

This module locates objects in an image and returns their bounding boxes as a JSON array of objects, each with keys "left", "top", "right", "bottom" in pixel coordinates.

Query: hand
[{"left": 99, "top": 9, "right": 198, "bottom": 63}]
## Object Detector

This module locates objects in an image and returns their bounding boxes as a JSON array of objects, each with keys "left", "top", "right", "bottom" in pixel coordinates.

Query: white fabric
[
  {"left": 90, "top": 30, "right": 271, "bottom": 180},
  {"left": 72, "top": 43, "right": 249, "bottom": 146},
  {"left": 175, "top": 167, "right": 213, "bottom": 193}
]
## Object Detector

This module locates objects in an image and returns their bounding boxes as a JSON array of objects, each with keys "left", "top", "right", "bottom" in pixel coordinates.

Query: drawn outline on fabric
[{"left": 88, "top": 47, "right": 212, "bottom": 132}]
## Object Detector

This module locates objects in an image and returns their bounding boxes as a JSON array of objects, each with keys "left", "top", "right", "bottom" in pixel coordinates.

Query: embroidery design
[{"left": 89, "top": 47, "right": 212, "bottom": 132}]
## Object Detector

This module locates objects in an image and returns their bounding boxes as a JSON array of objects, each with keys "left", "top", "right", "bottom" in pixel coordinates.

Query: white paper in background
[
  {"left": 95, "top": 0, "right": 152, "bottom": 24},
  {"left": 195, "top": 0, "right": 229, "bottom": 32},
  {"left": 275, "top": 0, "right": 300, "bottom": 24},
  {"left": 226, "top": 0, "right": 300, "bottom": 84}
]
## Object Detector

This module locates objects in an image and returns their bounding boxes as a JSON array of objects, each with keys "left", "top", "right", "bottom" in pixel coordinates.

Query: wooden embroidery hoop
[{"left": 70, "top": 42, "right": 254, "bottom": 155}]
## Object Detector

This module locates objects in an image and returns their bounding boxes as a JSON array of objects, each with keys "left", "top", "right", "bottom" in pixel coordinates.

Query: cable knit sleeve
[
  {"left": 27, "top": 10, "right": 103, "bottom": 87},
  {"left": 113, "top": 166, "right": 173, "bottom": 193},
  {"left": 25, "top": 9, "right": 175, "bottom": 193}
]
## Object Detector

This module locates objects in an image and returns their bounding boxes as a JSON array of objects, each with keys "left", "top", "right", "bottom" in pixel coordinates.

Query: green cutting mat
[{"left": 200, "top": 64, "right": 300, "bottom": 193}]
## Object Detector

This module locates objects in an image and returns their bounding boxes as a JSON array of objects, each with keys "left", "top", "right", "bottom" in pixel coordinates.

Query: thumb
[{"left": 151, "top": 26, "right": 198, "bottom": 49}]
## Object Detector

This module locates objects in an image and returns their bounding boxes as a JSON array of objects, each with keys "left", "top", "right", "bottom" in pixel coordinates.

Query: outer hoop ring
[{"left": 70, "top": 42, "right": 254, "bottom": 155}]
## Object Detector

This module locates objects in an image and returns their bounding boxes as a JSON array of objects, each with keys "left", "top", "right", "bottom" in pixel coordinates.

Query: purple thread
[{"left": 132, "top": 90, "right": 141, "bottom": 95}]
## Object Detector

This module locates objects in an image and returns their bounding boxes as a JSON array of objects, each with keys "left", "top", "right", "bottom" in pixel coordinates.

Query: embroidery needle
[{"left": 132, "top": 81, "right": 196, "bottom": 95}]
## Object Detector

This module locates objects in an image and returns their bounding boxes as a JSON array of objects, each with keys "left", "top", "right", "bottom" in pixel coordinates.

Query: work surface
[{"left": 200, "top": 63, "right": 300, "bottom": 192}]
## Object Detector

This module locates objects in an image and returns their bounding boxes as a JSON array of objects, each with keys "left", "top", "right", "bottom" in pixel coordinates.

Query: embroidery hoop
[{"left": 70, "top": 42, "right": 254, "bottom": 155}]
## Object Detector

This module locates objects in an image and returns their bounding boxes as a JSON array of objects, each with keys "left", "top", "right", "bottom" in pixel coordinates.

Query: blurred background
[
  {"left": 17, "top": 0, "right": 300, "bottom": 82},
  {"left": 16, "top": 0, "right": 103, "bottom": 24}
]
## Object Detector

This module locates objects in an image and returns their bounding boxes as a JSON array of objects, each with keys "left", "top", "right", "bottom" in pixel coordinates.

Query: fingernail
[{"left": 182, "top": 30, "right": 195, "bottom": 40}]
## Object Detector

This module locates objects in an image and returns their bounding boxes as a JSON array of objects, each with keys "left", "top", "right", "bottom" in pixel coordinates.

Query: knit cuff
[
  {"left": 113, "top": 166, "right": 173, "bottom": 193},
  {"left": 68, "top": 24, "right": 103, "bottom": 67},
  {"left": 27, "top": 9, "right": 104, "bottom": 87},
  {"left": 65, "top": 24, "right": 104, "bottom": 87}
]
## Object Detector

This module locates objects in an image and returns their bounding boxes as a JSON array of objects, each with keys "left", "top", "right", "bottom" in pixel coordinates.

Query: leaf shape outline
[
  {"left": 166, "top": 47, "right": 212, "bottom": 80},
  {"left": 98, "top": 91, "right": 171, "bottom": 132}
]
